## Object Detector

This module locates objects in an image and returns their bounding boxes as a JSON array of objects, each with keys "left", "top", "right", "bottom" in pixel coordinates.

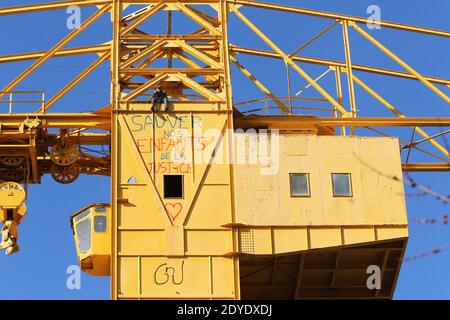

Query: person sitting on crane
[{"left": 151, "top": 85, "right": 168, "bottom": 112}]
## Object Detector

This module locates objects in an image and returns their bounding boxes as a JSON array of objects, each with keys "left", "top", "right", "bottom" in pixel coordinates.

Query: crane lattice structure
[{"left": 0, "top": 0, "right": 448, "bottom": 180}]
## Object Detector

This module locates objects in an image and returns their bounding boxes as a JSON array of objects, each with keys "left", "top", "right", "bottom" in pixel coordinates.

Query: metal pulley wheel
[
  {"left": 0, "top": 157, "right": 25, "bottom": 168},
  {"left": 51, "top": 163, "right": 80, "bottom": 184},
  {"left": 49, "top": 143, "right": 80, "bottom": 167}
]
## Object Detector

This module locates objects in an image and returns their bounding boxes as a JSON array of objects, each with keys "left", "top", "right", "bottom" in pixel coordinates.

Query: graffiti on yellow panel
[
  {"left": 154, "top": 260, "right": 185, "bottom": 286},
  {"left": 127, "top": 114, "right": 207, "bottom": 174},
  {"left": 164, "top": 202, "right": 183, "bottom": 223},
  {"left": 124, "top": 113, "right": 227, "bottom": 227},
  {"left": 132, "top": 257, "right": 236, "bottom": 298},
  {"left": 129, "top": 114, "right": 202, "bottom": 131}
]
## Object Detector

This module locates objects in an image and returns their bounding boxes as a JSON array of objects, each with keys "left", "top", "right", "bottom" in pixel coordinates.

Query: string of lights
[
  {"left": 410, "top": 214, "right": 449, "bottom": 225},
  {"left": 404, "top": 243, "right": 450, "bottom": 262},
  {"left": 404, "top": 173, "right": 449, "bottom": 205}
]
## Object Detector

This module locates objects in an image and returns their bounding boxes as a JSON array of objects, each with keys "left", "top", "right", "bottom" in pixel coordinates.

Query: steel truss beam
[
  {"left": 0, "top": 45, "right": 110, "bottom": 64},
  {"left": 0, "top": 0, "right": 110, "bottom": 15},
  {"left": 402, "top": 163, "right": 450, "bottom": 172},
  {"left": 43, "top": 52, "right": 111, "bottom": 112},
  {"left": 228, "top": 0, "right": 450, "bottom": 38},
  {"left": 231, "top": 7, "right": 349, "bottom": 116},
  {"left": 229, "top": 46, "right": 450, "bottom": 86},
  {"left": 230, "top": 55, "right": 288, "bottom": 113},
  {"left": 234, "top": 116, "right": 450, "bottom": 129},
  {"left": 0, "top": 0, "right": 447, "bottom": 178},
  {"left": 0, "top": 4, "right": 112, "bottom": 100},
  {"left": 0, "top": 113, "right": 110, "bottom": 130},
  {"left": 236, "top": 114, "right": 450, "bottom": 169}
]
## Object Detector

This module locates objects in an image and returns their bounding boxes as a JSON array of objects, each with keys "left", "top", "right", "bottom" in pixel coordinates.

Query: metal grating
[{"left": 239, "top": 228, "right": 255, "bottom": 254}]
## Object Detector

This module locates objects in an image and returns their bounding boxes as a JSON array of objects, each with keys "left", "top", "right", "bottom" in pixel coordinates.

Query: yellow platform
[{"left": 240, "top": 239, "right": 406, "bottom": 299}]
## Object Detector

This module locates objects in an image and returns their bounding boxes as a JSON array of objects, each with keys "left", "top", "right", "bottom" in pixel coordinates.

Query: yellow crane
[{"left": 0, "top": 0, "right": 448, "bottom": 299}]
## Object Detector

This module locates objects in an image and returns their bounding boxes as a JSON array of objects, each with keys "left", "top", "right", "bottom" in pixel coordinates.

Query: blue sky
[{"left": 0, "top": 0, "right": 448, "bottom": 299}]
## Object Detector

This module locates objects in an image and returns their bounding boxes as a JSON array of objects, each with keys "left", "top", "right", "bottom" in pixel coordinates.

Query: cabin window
[
  {"left": 332, "top": 173, "right": 352, "bottom": 197},
  {"left": 73, "top": 209, "right": 90, "bottom": 223},
  {"left": 164, "top": 175, "right": 184, "bottom": 198},
  {"left": 94, "top": 215, "right": 107, "bottom": 233},
  {"left": 75, "top": 218, "right": 92, "bottom": 253},
  {"left": 290, "top": 173, "right": 310, "bottom": 197}
]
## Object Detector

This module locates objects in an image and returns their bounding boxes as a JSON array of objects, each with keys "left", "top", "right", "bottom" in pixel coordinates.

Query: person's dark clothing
[
  {"left": 152, "top": 90, "right": 167, "bottom": 101},
  {"left": 151, "top": 90, "right": 168, "bottom": 111}
]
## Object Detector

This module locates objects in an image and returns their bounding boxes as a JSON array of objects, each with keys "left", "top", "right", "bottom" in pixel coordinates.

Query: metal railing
[
  {"left": 234, "top": 96, "right": 334, "bottom": 117},
  {"left": 0, "top": 91, "right": 45, "bottom": 113}
]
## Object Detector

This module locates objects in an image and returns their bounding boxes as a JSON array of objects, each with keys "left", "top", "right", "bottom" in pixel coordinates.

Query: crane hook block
[
  {"left": 0, "top": 182, "right": 26, "bottom": 212},
  {"left": 0, "top": 182, "right": 27, "bottom": 256}
]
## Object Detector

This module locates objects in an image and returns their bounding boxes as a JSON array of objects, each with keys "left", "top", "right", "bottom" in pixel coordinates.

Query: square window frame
[
  {"left": 93, "top": 215, "right": 108, "bottom": 233},
  {"left": 163, "top": 174, "right": 185, "bottom": 199},
  {"left": 289, "top": 173, "right": 311, "bottom": 198},
  {"left": 331, "top": 173, "right": 353, "bottom": 197}
]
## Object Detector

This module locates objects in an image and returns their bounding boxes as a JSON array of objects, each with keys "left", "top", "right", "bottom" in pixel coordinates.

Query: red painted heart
[{"left": 165, "top": 202, "right": 183, "bottom": 222}]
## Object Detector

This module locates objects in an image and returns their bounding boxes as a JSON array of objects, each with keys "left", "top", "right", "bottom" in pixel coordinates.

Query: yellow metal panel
[
  {"left": 235, "top": 134, "right": 408, "bottom": 229},
  {"left": 185, "top": 185, "right": 232, "bottom": 228},
  {"left": 119, "top": 231, "right": 165, "bottom": 255},
  {"left": 309, "top": 227, "right": 342, "bottom": 249},
  {"left": 185, "top": 230, "right": 233, "bottom": 255},
  {"left": 118, "top": 188, "right": 166, "bottom": 228},
  {"left": 277, "top": 137, "right": 320, "bottom": 225},
  {"left": 211, "top": 257, "right": 237, "bottom": 298},
  {"left": 376, "top": 226, "right": 408, "bottom": 240},
  {"left": 118, "top": 257, "right": 139, "bottom": 297},
  {"left": 114, "top": 104, "right": 239, "bottom": 298},
  {"left": 137, "top": 257, "right": 235, "bottom": 299},
  {"left": 252, "top": 228, "right": 272, "bottom": 254},
  {"left": 358, "top": 137, "right": 408, "bottom": 225},
  {"left": 316, "top": 136, "right": 364, "bottom": 225},
  {"left": 282, "top": 135, "right": 309, "bottom": 156},
  {"left": 204, "top": 163, "right": 230, "bottom": 185},
  {"left": 114, "top": 110, "right": 237, "bottom": 297},
  {"left": 273, "top": 228, "right": 309, "bottom": 253},
  {"left": 343, "top": 227, "right": 376, "bottom": 245},
  {"left": 254, "top": 174, "right": 273, "bottom": 192},
  {"left": 165, "top": 225, "right": 185, "bottom": 257}
]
